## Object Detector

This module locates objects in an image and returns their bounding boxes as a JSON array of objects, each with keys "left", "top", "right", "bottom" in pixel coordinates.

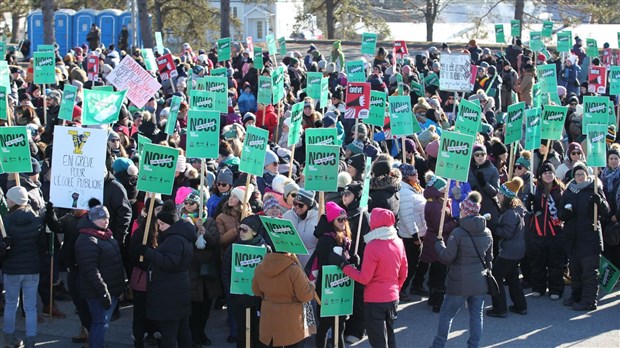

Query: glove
[
  {"left": 137, "top": 244, "right": 150, "bottom": 256},
  {"left": 525, "top": 193, "right": 536, "bottom": 212},
  {"left": 328, "top": 252, "right": 349, "bottom": 269},
  {"left": 349, "top": 254, "right": 360, "bottom": 266},
  {"left": 101, "top": 292, "right": 112, "bottom": 310},
  {"left": 476, "top": 171, "right": 486, "bottom": 187},
  {"left": 590, "top": 193, "right": 602, "bottom": 207},
  {"left": 195, "top": 235, "right": 206, "bottom": 249},
  {"left": 0, "top": 236, "right": 11, "bottom": 250}
]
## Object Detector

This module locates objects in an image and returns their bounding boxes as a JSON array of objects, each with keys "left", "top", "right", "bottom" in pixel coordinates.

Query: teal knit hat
[{"left": 427, "top": 175, "right": 447, "bottom": 192}]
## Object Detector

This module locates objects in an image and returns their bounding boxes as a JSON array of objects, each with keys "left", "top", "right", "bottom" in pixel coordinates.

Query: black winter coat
[
  {"left": 467, "top": 159, "right": 500, "bottom": 232},
  {"left": 103, "top": 172, "right": 132, "bottom": 246},
  {"left": 312, "top": 216, "right": 351, "bottom": 302},
  {"left": 341, "top": 199, "right": 370, "bottom": 259},
  {"left": 369, "top": 168, "right": 401, "bottom": 219},
  {"left": 2, "top": 207, "right": 45, "bottom": 275},
  {"left": 144, "top": 219, "right": 197, "bottom": 321}
]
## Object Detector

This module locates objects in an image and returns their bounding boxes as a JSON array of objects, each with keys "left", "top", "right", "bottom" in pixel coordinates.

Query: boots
[
  {"left": 23, "top": 336, "right": 35, "bottom": 348},
  {"left": 72, "top": 327, "right": 88, "bottom": 343},
  {"left": 1, "top": 332, "right": 23, "bottom": 348},
  {"left": 42, "top": 301, "right": 67, "bottom": 319}
]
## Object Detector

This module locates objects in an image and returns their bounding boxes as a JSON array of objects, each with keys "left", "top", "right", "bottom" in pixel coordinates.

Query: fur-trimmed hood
[
  {"left": 370, "top": 168, "right": 401, "bottom": 192},
  {"left": 364, "top": 226, "right": 398, "bottom": 244}
]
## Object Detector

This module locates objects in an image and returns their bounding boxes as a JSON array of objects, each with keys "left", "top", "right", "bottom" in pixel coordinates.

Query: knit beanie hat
[
  {"left": 175, "top": 186, "right": 195, "bottom": 205},
  {"left": 6, "top": 186, "right": 29, "bottom": 206},
  {"left": 217, "top": 167, "right": 234, "bottom": 186},
  {"left": 490, "top": 139, "right": 508, "bottom": 157},
  {"left": 568, "top": 142, "right": 583, "bottom": 155},
  {"left": 284, "top": 181, "right": 300, "bottom": 198},
  {"left": 185, "top": 190, "right": 201, "bottom": 205},
  {"left": 88, "top": 198, "right": 110, "bottom": 222},
  {"left": 346, "top": 140, "right": 365, "bottom": 155},
  {"left": 112, "top": 157, "right": 133, "bottom": 173},
  {"left": 608, "top": 147, "right": 620, "bottom": 159},
  {"left": 326, "top": 201, "right": 347, "bottom": 223},
  {"left": 264, "top": 149, "right": 279, "bottom": 167},
  {"left": 499, "top": 177, "right": 523, "bottom": 199},
  {"left": 231, "top": 184, "right": 254, "bottom": 203},
  {"left": 157, "top": 200, "right": 179, "bottom": 226},
  {"left": 607, "top": 125, "right": 616, "bottom": 145},
  {"left": 572, "top": 161, "right": 588, "bottom": 178},
  {"left": 337, "top": 172, "right": 352, "bottom": 189},
  {"left": 398, "top": 163, "right": 417, "bottom": 178},
  {"left": 540, "top": 161, "right": 556, "bottom": 176},
  {"left": 271, "top": 174, "right": 287, "bottom": 194},
  {"left": 108, "top": 130, "right": 120, "bottom": 141},
  {"left": 240, "top": 215, "right": 262, "bottom": 233},
  {"left": 404, "top": 138, "right": 416, "bottom": 153},
  {"left": 343, "top": 181, "right": 363, "bottom": 200},
  {"left": 27, "top": 157, "right": 41, "bottom": 176},
  {"left": 295, "top": 189, "right": 316, "bottom": 208},
  {"left": 425, "top": 139, "right": 439, "bottom": 158},
  {"left": 472, "top": 143, "right": 486, "bottom": 155},
  {"left": 372, "top": 156, "right": 393, "bottom": 177},
  {"left": 515, "top": 156, "right": 530, "bottom": 170},
  {"left": 262, "top": 196, "right": 280, "bottom": 212},
  {"left": 347, "top": 153, "right": 366, "bottom": 175},
  {"left": 427, "top": 175, "right": 447, "bottom": 192},
  {"left": 460, "top": 192, "right": 481, "bottom": 217},
  {"left": 370, "top": 208, "right": 396, "bottom": 230}
]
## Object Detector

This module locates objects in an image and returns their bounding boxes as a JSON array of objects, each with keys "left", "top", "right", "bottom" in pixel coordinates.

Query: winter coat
[
  {"left": 342, "top": 200, "right": 370, "bottom": 259},
  {"left": 282, "top": 207, "right": 320, "bottom": 268},
  {"left": 343, "top": 225, "right": 407, "bottom": 303},
  {"left": 495, "top": 205, "right": 526, "bottom": 260},
  {"left": 435, "top": 215, "right": 493, "bottom": 296},
  {"left": 7, "top": 176, "right": 45, "bottom": 213},
  {"left": 252, "top": 253, "right": 315, "bottom": 346},
  {"left": 256, "top": 105, "right": 278, "bottom": 140},
  {"left": 561, "top": 64, "right": 581, "bottom": 96},
  {"left": 526, "top": 183, "right": 564, "bottom": 240},
  {"left": 467, "top": 159, "right": 501, "bottom": 231},
  {"left": 2, "top": 206, "right": 45, "bottom": 275},
  {"left": 515, "top": 67, "right": 535, "bottom": 106},
  {"left": 144, "top": 219, "right": 197, "bottom": 320},
  {"left": 312, "top": 216, "right": 351, "bottom": 301},
  {"left": 206, "top": 192, "right": 226, "bottom": 218},
  {"left": 190, "top": 217, "right": 222, "bottom": 302},
  {"left": 103, "top": 172, "right": 132, "bottom": 246},
  {"left": 368, "top": 168, "right": 401, "bottom": 219},
  {"left": 215, "top": 203, "right": 242, "bottom": 254},
  {"left": 75, "top": 217, "right": 125, "bottom": 299},
  {"left": 421, "top": 186, "right": 458, "bottom": 263},
  {"left": 501, "top": 67, "right": 518, "bottom": 93},
  {"left": 398, "top": 181, "right": 427, "bottom": 240},
  {"left": 238, "top": 91, "right": 257, "bottom": 115}
]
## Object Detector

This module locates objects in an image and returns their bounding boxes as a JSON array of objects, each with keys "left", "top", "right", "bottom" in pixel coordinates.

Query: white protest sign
[
  {"left": 106, "top": 56, "right": 162, "bottom": 108},
  {"left": 49, "top": 126, "right": 107, "bottom": 209},
  {"left": 439, "top": 54, "right": 472, "bottom": 92}
]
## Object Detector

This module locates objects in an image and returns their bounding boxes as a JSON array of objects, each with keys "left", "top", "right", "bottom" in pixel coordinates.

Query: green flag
[
  {"left": 278, "top": 37, "right": 286, "bottom": 56},
  {"left": 424, "top": 72, "right": 439, "bottom": 87},
  {"left": 288, "top": 102, "right": 304, "bottom": 146},
  {"left": 305, "top": 144, "right": 340, "bottom": 192},
  {"left": 137, "top": 134, "right": 152, "bottom": 156},
  {"left": 511, "top": 20, "right": 521, "bottom": 37},
  {"left": 586, "top": 38, "right": 598, "bottom": 58},
  {"left": 557, "top": 31, "right": 572, "bottom": 53},
  {"left": 92, "top": 85, "right": 114, "bottom": 91},
  {"left": 257, "top": 76, "right": 273, "bottom": 105},
  {"left": 230, "top": 244, "right": 267, "bottom": 295},
  {"left": 266, "top": 35, "right": 277, "bottom": 56},
  {"left": 253, "top": 47, "right": 264, "bottom": 70},
  {"left": 141, "top": 49, "right": 157, "bottom": 72},
  {"left": 367, "top": 90, "right": 387, "bottom": 128},
  {"left": 586, "top": 124, "right": 607, "bottom": 168},
  {"left": 599, "top": 255, "right": 620, "bottom": 293},
  {"left": 0, "top": 127, "right": 33, "bottom": 173},
  {"left": 505, "top": 102, "right": 525, "bottom": 145},
  {"left": 0, "top": 86, "right": 9, "bottom": 121},
  {"left": 542, "top": 21, "right": 554, "bottom": 38},
  {"left": 33, "top": 51, "right": 56, "bottom": 84},
  {"left": 524, "top": 108, "right": 542, "bottom": 151},
  {"left": 82, "top": 88, "right": 127, "bottom": 125},
  {"left": 361, "top": 33, "right": 378, "bottom": 55},
  {"left": 58, "top": 84, "right": 78, "bottom": 122},
  {"left": 495, "top": 24, "right": 505, "bottom": 44},
  {"left": 609, "top": 66, "right": 620, "bottom": 95},
  {"left": 306, "top": 128, "right": 338, "bottom": 146},
  {"left": 320, "top": 265, "right": 354, "bottom": 317},
  {"left": 137, "top": 143, "right": 179, "bottom": 195},
  {"left": 260, "top": 216, "right": 309, "bottom": 254},
  {"left": 272, "top": 66, "right": 285, "bottom": 103},
  {"left": 410, "top": 80, "right": 424, "bottom": 96},
  {"left": 455, "top": 99, "right": 481, "bottom": 137},
  {"left": 532, "top": 83, "right": 542, "bottom": 108},
  {"left": 608, "top": 100, "right": 616, "bottom": 127},
  {"left": 155, "top": 32, "right": 164, "bottom": 54},
  {"left": 536, "top": 64, "right": 557, "bottom": 94},
  {"left": 435, "top": 130, "right": 475, "bottom": 182},
  {"left": 345, "top": 60, "right": 366, "bottom": 83},
  {"left": 186, "top": 110, "right": 220, "bottom": 159},
  {"left": 197, "top": 76, "right": 228, "bottom": 113},
  {"left": 240, "top": 126, "right": 269, "bottom": 176},
  {"left": 529, "top": 31, "right": 543, "bottom": 52},
  {"left": 359, "top": 157, "right": 372, "bottom": 210},
  {"left": 583, "top": 96, "right": 610, "bottom": 134},
  {"left": 541, "top": 105, "right": 568, "bottom": 140},
  {"left": 0, "top": 61, "right": 10, "bottom": 90},
  {"left": 217, "top": 37, "right": 231, "bottom": 61},
  {"left": 306, "top": 72, "right": 323, "bottom": 100},
  {"left": 390, "top": 95, "right": 420, "bottom": 136},
  {"left": 211, "top": 67, "right": 227, "bottom": 78},
  {"left": 320, "top": 77, "right": 329, "bottom": 109},
  {"left": 165, "top": 96, "right": 182, "bottom": 135}
]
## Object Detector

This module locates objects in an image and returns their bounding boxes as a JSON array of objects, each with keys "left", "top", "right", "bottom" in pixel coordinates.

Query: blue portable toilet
[
  {"left": 54, "top": 9, "right": 75, "bottom": 56},
  {"left": 119, "top": 11, "right": 145, "bottom": 48},
  {"left": 97, "top": 9, "right": 122, "bottom": 48},
  {"left": 26, "top": 10, "right": 44, "bottom": 57},
  {"left": 73, "top": 9, "right": 98, "bottom": 49}
]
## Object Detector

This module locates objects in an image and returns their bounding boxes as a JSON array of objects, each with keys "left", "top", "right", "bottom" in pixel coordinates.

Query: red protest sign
[
  {"left": 157, "top": 54, "right": 178, "bottom": 81},
  {"left": 393, "top": 41, "right": 409, "bottom": 62},
  {"left": 588, "top": 66, "right": 607, "bottom": 94},
  {"left": 87, "top": 54, "right": 99, "bottom": 81},
  {"left": 345, "top": 82, "right": 371, "bottom": 119}
]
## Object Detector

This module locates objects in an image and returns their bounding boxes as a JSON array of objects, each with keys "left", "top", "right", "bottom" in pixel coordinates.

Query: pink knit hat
[{"left": 326, "top": 201, "right": 347, "bottom": 223}]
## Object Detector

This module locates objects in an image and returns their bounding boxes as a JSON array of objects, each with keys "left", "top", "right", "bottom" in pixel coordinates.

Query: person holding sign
[
  {"left": 514, "top": 64, "right": 536, "bottom": 107},
  {"left": 330, "top": 208, "right": 408, "bottom": 348},
  {"left": 282, "top": 189, "right": 320, "bottom": 268},
  {"left": 560, "top": 162, "right": 609, "bottom": 311},
  {"left": 216, "top": 185, "right": 254, "bottom": 257}
]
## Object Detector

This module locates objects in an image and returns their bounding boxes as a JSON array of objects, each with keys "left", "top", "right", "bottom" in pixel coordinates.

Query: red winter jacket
[{"left": 256, "top": 104, "right": 278, "bottom": 140}]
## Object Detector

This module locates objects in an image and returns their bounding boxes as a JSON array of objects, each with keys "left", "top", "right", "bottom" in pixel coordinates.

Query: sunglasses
[
  {"left": 571, "top": 151, "right": 582, "bottom": 156},
  {"left": 109, "top": 139, "right": 120, "bottom": 142},
  {"left": 184, "top": 200, "right": 196, "bottom": 205},
  {"left": 336, "top": 217, "right": 347, "bottom": 223},
  {"left": 474, "top": 152, "right": 486, "bottom": 157},
  {"left": 342, "top": 191, "right": 353, "bottom": 197},
  {"left": 289, "top": 192, "right": 297, "bottom": 198},
  {"left": 448, "top": 97, "right": 454, "bottom": 100},
  {"left": 515, "top": 165, "right": 524, "bottom": 170},
  {"left": 217, "top": 182, "right": 229, "bottom": 187},
  {"left": 295, "top": 203, "right": 307, "bottom": 209},
  {"left": 238, "top": 226, "right": 249, "bottom": 232}
]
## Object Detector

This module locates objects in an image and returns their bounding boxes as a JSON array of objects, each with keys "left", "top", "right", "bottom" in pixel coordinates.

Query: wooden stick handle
[
  {"left": 241, "top": 174, "right": 252, "bottom": 219},
  {"left": 140, "top": 195, "right": 156, "bottom": 262},
  {"left": 245, "top": 307, "right": 251, "bottom": 348},
  {"left": 437, "top": 179, "right": 451, "bottom": 238}
]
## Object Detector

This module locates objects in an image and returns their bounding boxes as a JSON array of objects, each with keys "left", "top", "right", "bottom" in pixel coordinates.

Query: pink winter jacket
[{"left": 343, "top": 226, "right": 408, "bottom": 303}]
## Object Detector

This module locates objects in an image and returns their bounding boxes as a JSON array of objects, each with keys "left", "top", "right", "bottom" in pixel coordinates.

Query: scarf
[
  {"left": 601, "top": 166, "right": 620, "bottom": 191},
  {"left": 568, "top": 177, "right": 593, "bottom": 194}
]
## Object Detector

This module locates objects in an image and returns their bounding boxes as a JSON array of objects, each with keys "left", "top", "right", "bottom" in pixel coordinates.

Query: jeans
[
  {"left": 3, "top": 274, "right": 39, "bottom": 337},
  {"left": 491, "top": 257, "right": 527, "bottom": 313},
  {"left": 158, "top": 317, "right": 192, "bottom": 348},
  {"left": 86, "top": 296, "right": 119, "bottom": 348},
  {"left": 364, "top": 301, "right": 398, "bottom": 348},
  {"left": 432, "top": 294, "right": 485, "bottom": 348}
]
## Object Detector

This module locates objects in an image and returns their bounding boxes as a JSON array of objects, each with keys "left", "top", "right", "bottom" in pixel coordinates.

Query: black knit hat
[
  {"left": 347, "top": 153, "right": 366, "bottom": 175},
  {"left": 540, "top": 161, "right": 556, "bottom": 176},
  {"left": 572, "top": 161, "right": 588, "bottom": 178},
  {"left": 240, "top": 215, "right": 262, "bottom": 234},
  {"left": 490, "top": 141, "right": 508, "bottom": 157},
  {"left": 344, "top": 181, "right": 363, "bottom": 200},
  {"left": 157, "top": 200, "right": 179, "bottom": 226}
]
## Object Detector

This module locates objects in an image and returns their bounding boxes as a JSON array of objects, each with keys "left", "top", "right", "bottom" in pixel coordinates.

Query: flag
[{"left": 82, "top": 88, "right": 127, "bottom": 125}]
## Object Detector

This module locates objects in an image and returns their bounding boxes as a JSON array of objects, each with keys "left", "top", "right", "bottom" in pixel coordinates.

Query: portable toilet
[
  {"left": 26, "top": 9, "right": 44, "bottom": 57},
  {"left": 119, "top": 11, "right": 143, "bottom": 49},
  {"left": 54, "top": 9, "right": 75, "bottom": 56},
  {"left": 73, "top": 9, "right": 98, "bottom": 49},
  {"left": 97, "top": 9, "right": 122, "bottom": 48}
]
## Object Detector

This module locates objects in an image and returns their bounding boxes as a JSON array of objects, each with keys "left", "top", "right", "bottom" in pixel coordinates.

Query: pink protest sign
[{"left": 106, "top": 56, "right": 162, "bottom": 108}]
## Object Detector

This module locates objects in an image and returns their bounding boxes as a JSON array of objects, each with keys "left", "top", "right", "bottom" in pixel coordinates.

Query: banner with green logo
[
  {"left": 435, "top": 130, "right": 475, "bottom": 182},
  {"left": 0, "top": 127, "right": 32, "bottom": 173},
  {"left": 260, "top": 216, "right": 309, "bottom": 254},
  {"left": 305, "top": 144, "right": 340, "bottom": 192},
  {"left": 424, "top": 72, "right": 439, "bottom": 87},
  {"left": 288, "top": 102, "right": 304, "bottom": 146},
  {"left": 359, "top": 157, "right": 372, "bottom": 210},
  {"left": 253, "top": 47, "right": 263, "bottom": 70},
  {"left": 455, "top": 99, "right": 481, "bottom": 137},
  {"left": 583, "top": 96, "right": 610, "bottom": 133},
  {"left": 320, "top": 77, "right": 329, "bottom": 109},
  {"left": 0, "top": 86, "right": 7, "bottom": 121},
  {"left": 278, "top": 37, "right": 286, "bottom": 56},
  {"left": 210, "top": 67, "right": 227, "bottom": 78},
  {"left": 361, "top": 33, "right": 378, "bottom": 55},
  {"left": 272, "top": 66, "right": 285, "bottom": 103},
  {"left": 542, "top": 21, "right": 554, "bottom": 38},
  {"left": 266, "top": 35, "right": 277, "bottom": 56},
  {"left": 306, "top": 128, "right": 338, "bottom": 146},
  {"left": 197, "top": 76, "right": 228, "bottom": 113},
  {"left": 230, "top": 244, "right": 267, "bottom": 296},
  {"left": 599, "top": 255, "right": 620, "bottom": 293},
  {"left": 609, "top": 66, "right": 620, "bottom": 95},
  {"left": 511, "top": 20, "right": 521, "bottom": 37},
  {"left": 189, "top": 90, "right": 216, "bottom": 110},
  {"left": 367, "top": 90, "right": 386, "bottom": 127},
  {"left": 137, "top": 144, "right": 179, "bottom": 194},
  {"left": 505, "top": 102, "right": 525, "bottom": 144},
  {"left": 165, "top": 95, "right": 182, "bottom": 135},
  {"left": 529, "top": 31, "right": 543, "bottom": 52},
  {"left": 186, "top": 110, "right": 220, "bottom": 159},
  {"left": 557, "top": 31, "right": 572, "bottom": 52},
  {"left": 58, "top": 84, "right": 78, "bottom": 122},
  {"left": 82, "top": 88, "right": 127, "bottom": 125},
  {"left": 390, "top": 95, "right": 420, "bottom": 136},
  {"left": 586, "top": 38, "right": 598, "bottom": 57},
  {"left": 495, "top": 24, "right": 505, "bottom": 43},
  {"left": 240, "top": 126, "right": 269, "bottom": 176},
  {"left": 536, "top": 64, "right": 557, "bottom": 94},
  {"left": 586, "top": 124, "right": 607, "bottom": 168},
  {"left": 306, "top": 72, "right": 323, "bottom": 100},
  {"left": 532, "top": 83, "right": 542, "bottom": 108},
  {"left": 410, "top": 80, "right": 424, "bottom": 96},
  {"left": 257, "top": 76, "right": 273, "bottom": 105},
  {"left": 524, "top": 108, "right": 542, "bottom": 150},
  {"left": 541, "top": 105, "right": 568, "bottom": 140},
  {"left": 345, "top": 60, "right": 366, "bottom": 83},
  {"left": 320, "top": 265, "right": 354, "bottom": 317},
  {"left": 217, "top": 37, "right": 231, "bottom": 61},
  {"left": 33, "top": 51, "right": 56, "bottom": 84}
]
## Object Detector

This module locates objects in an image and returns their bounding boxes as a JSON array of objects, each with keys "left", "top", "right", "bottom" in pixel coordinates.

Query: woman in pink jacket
[{"left": 331, "top": 208, "right": 408, "bottom": 348}]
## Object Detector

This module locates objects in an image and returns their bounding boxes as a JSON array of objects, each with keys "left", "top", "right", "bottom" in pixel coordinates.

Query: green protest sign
[
  {"left": 345, "top": 60, "right": 366, "bottom": 83},
  {"left": 0, "top": 42, "right": 5, "bottom": 62},
  {"left": 410, "top": 80, "right": 424, "bottom": 96},
  {"left": 272, "top": 66, "right": 285, "bottom": 103},
  {"left": 609, "top": 66, "right": 620, "bottom": 95},
  {"left": 600, "top": 255, "right": 620, "bottom": 293},
  {"left": 141, "top": 49, "right": 157, "bottom": 72},
  {"left": 305, "top": 144, "right": 340, "bottom": 192},
  {"left": 455, "top": 99, "right": 481, "bottom": 137},
  {"left": 37, "top": 44, "right": 55, "bottom": 52},
  {"left": 367, "top": 90, "right": 387, "bottom": 128},
  {"left": 137, "top": 143, "right": 179, "bottom": 195},
  {"left": 306, "top": 128, "right": 338, "bottom": 146},
  {"left": 586, "top": 38, "right": 598, "bottom": 58},
  {"left": 390, "top": 95, "right": 420, "bottom": 136},
  {"left": 0, "top": 86, "right": 7, "bottom": 121},
  {"left": 197, "top": 76, "right": 228, "bottom": 113},
  {"left": 82, "top": 88, "right": 127, "bottom": 125},
  {"left": 217, "top": 37, "right": 231, "bottom": 61},
  {"left": 0, "top": 61, "right": 10, "bottom": 90},
  {"left": 524, "top": 108, "right": 542, "bottom": 151},
  {"left": 92, "top": 85, "right": 114, "bottom": 91},
  {"left": 320, "top": 77, "right": 329, "bottom": 109},
  {"left": 165, "top": 96, "right": 182, "bottom": 135},
  {"left": 240, "top": 126, "right": 269, "bottom": 176},
  {"left": 536, "top": 64, "right": 556, "bottom": 94},
  {"left": 529, "top": 31, "right": 543, "bottom": 52},
  {"left": 0, "top": 127, "right": 33, "bottom": 173},
  {"left": 253, "top": 47, "right": 264, "bottom": 70},
  {"left": 260, "top": 216, "right": 309, "bottom": 254},
  {"left": 557, "top": 31, "right": 572, "bottom": 52},
  {"left": 359, "top": 157, "right": 372, "bottom": 210},
  {"left": 320, "top": 265, "right": 354, "bottom": 317},
  {"left": 608, "top": 100, "right": 616, "bottom": 127},
  {"left": 583, "top": 96, "right": 610, "bottom": 133},
  {"left": 230, "top": 244, "right": 267, "bottom": 296},
  {"left": 424, "top": 72, "right": 439, "bottom": 87},
  {"left": 58, "top": 84, "right": 78, "bottom": 122},
  {"left": 266, "top": 35, "right": 277, "bottom": 56},
  {"left": 532, "top": 83, "right": 542, "bottom": 108},
  {"left": 542, "top": 21, "right": 554, "bottom": 38},
  {"left": 511, "top": 20, "right": 521, "bottom": 37},
  {"left": 541, "top": 105, "right": 568, "bottom": 140},
  {"left": 396, "top": 73, "right": 404, "bottom": 95},
  {"left": 306, "top": 72, "right": 323, "bottom": 100},
  {"left": 33, "top": 51, "right": 56, "bottom": 84},
  {"left": 586, "top": 124, "right": 607, "bottom": 168},
  {"left": 211, "top": 67, "right": 227, "bottom": 78},
  {"left": 278, "top": 37, "right": 286, "bottom": 56},
  {"left": 288, "top": 102, "right": 304, "bottom": 146},
  {"left": 155, "top": 32, "right": 164, "bottom": 54},
  {"left": 137, "top": 134, "right": 152, "bottom": 156},
  {"left": 186, "top": 110, "right": 220, "bottom": 159},
  {"left": 542, "top": 91, "right": 561, "bottom": 106},
  {"left": 495, "top": 24, "right": 505, "bottom": 44},
  {"left": 361, "top": 33, "right": 378, "bottom": 55},
  {"left": 505, "top": 102, "right": 525, "bottom": 145},
  {"left": 257, "top": 76, "right": 273, "bottom": 105},
  {"left": 435, "top": 130, "right": 475, "bottom": 182},
  {"left": 190, "top": 90, "right": 212, "bottom": 110}
]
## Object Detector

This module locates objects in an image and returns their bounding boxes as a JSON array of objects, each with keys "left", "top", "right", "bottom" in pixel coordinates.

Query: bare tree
[
  {"left": 42, "top": 0, "right": 55, "bottom": 45},
  {"left": 406, "top": 0, "right": 453, "bottom": 42},
  {"left": 138, "top": 0, "right": 153, "bottom": 48}
]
